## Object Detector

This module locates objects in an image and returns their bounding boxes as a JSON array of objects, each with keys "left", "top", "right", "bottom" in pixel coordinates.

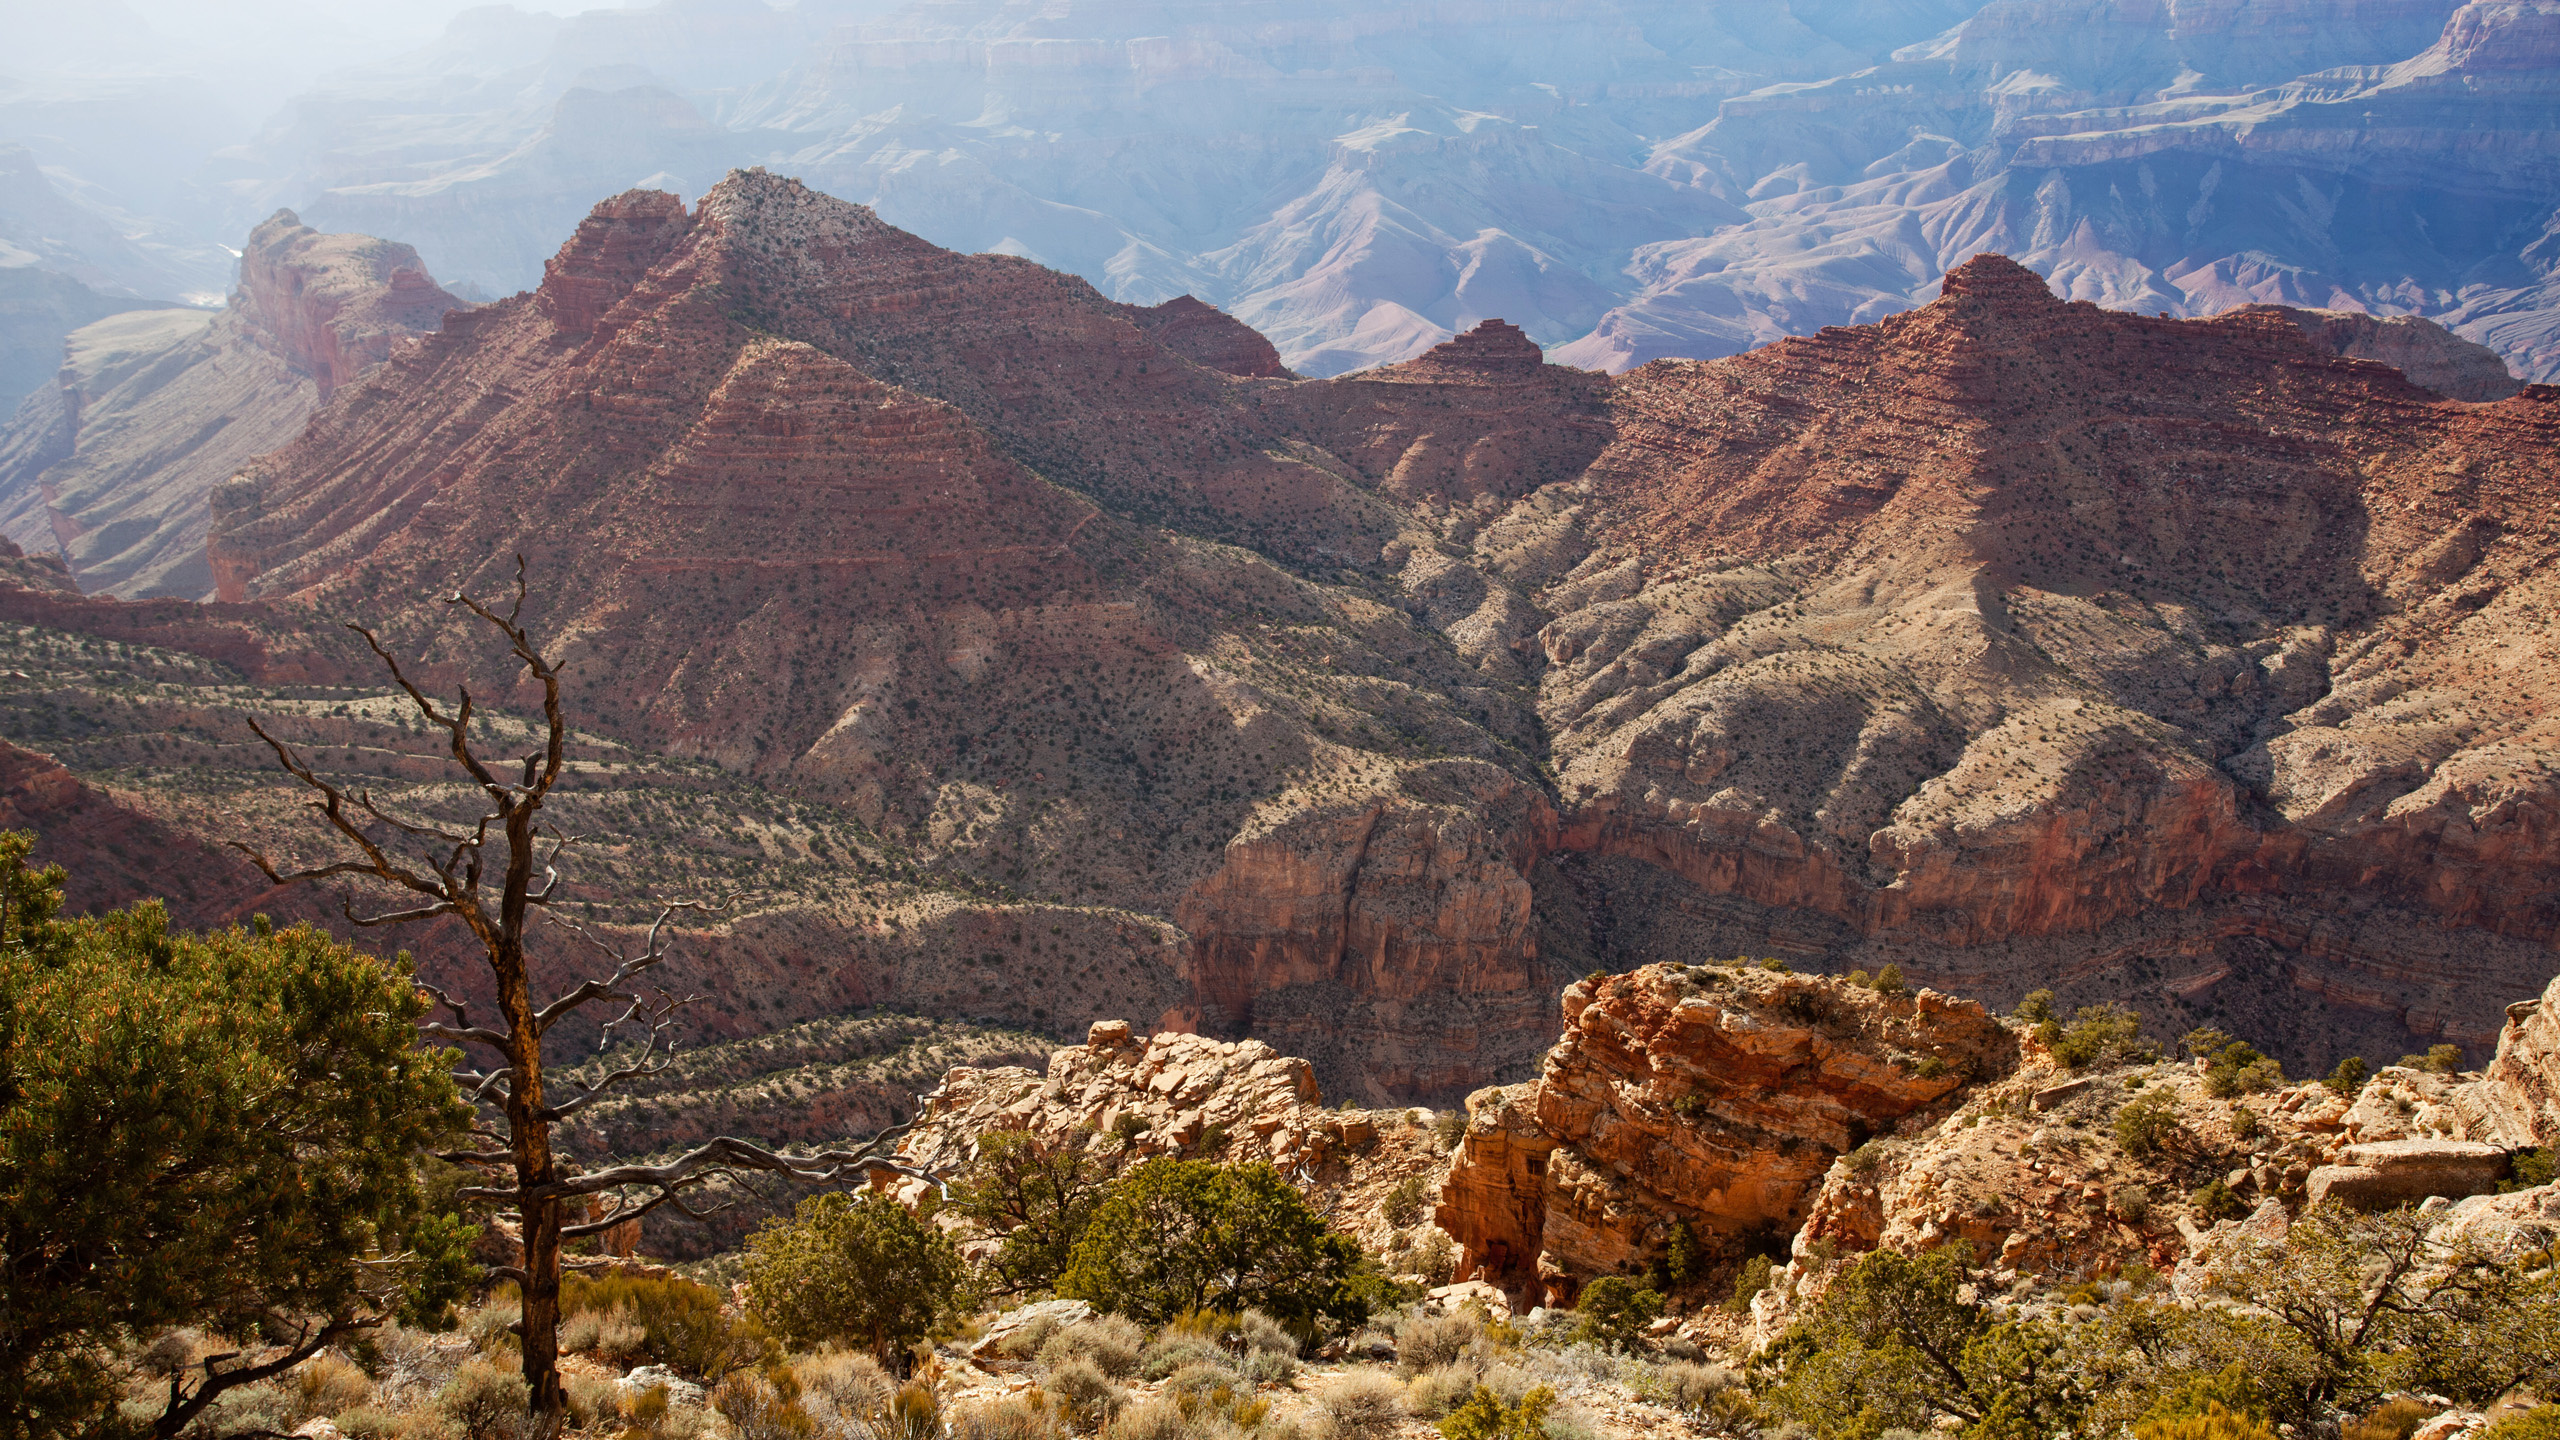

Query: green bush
[
  {"left": 439, "top": 1357, "right": 529, "bottom": 1440},
  {"left": 2324, "top": 1057, "right": 2370, "bottom": 1096},
  {"left": 1383, "top": 1175, "right": 1431, "bottom": 1229},
  {"left": 1057, "top": 1159, "right": 1364, "bottom": 1328},
  {"left": 1729, "top": 1254, "right": 1775, "bottom": 1312},
  {"left": 2204, "top": 1043, "right": 2285, "bottom": 1099},
  {"left": 2049, "top": 1003, "right": 2155, "bottom": 1071},
  {"left": 2115, "top": 1093, "right": 2182, "bottom": 1159},
  {"left": 741, "top": 1192, "right": 964, "bottom": 1360},
  {"left": 1438, "top": 1384, "right": 1555, "bottom": 1440},
  {"left": 2191, "top": 1179, "right": 2249, "bottom": 1223},
  {"left": 1574, "top": 1276, "right": 1663, "bottom": 1351},
  {"left": 2480, "top": 1409, "right": 2560, "bottom": 1440}
]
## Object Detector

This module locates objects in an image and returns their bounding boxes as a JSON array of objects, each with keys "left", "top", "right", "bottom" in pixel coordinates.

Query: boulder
[{"left": 2306, "top": 1140, "right": 2509, "bottom": 1211}]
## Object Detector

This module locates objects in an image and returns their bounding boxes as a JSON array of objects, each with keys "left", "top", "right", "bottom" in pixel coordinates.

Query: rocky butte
[
  {"left": 0, "top": 211, "right": 463, "bottom": 598},
  {"left": 3, "top": 171, "right": 2556, "bottom": 1111}
]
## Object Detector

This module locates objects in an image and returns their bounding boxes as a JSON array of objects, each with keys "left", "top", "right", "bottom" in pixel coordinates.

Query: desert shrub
[
  {"left": 560, "top": 1303, "right": 647, "bottom": 1362},
  {"left": 1433, "top": 1110, "right": 1469, "bottom": 1153},
  {"left": 2112, "top": 1186, "right": 2152, "bottom": 1224},
  {"left": 2190, "top": 1179, "right": 2248, "bottom": 1223},
  {"left": 2229, "top": 1105, "right": 2263, "bottom": 1141},
  {"left": 799, "top": 1347, "right": 897, "bottom": 1418},
  {"left": 2014, "top": 990, "right": 2055, "bottom": 1023},
  {"left": 2203, "top": 1043, "right": 2285, "bottom": 1099},
  {"left": 1047, "top": 1355, "right": 1124, "bottom": 1430},
  {"left": 2341, "top": 1397, "right": 2437, "bottom": 1440},
  {"left": 712, "top": 1370, "right": 817, "bottom": 1440},
  {"left": 1438, "top": 1384, "right": 1555, "bottom": 1440},
  {"left": 1573, "top": 1276, "right": 1661, "bottom": 1351},
  {"left": 563, "top": 1373, "right": 626, "bottom": 1430},
  {"left": 1874, "top": 965, "right": 1906, "bottom": 996},
  {"left": 856, "top": 1380, "right": 945, "bottom": 1440},
  {"left": 1396, "top": 1310, "right": 1483, "bottom": 1376},
  {"left": 1101, "top": 1400, "right": 1188, "bottom": 1440},
  {"left": 2325, "top": 1057, "right": 2370, "bottom": 1096},
  {"left": 291, "top": 1351, "right": 375, "bottom": 1420},
  {"left": 1662, "top": 1361, "right": 1759, "bottom": 1433},
  {"left": 1409, "top": 1364, "right": 1479, "bottom": 1419},
  {"left": 2134, "top": 1401, "right": 2278, "bottom": 1440},
  {"left": 1729, "top": 1255, "right": 1775, "bottom": 1312},
  {"left": 1410, "top": 1229, "right": 1459, "bottom": 1285},
  {"left": 2480, "top": 1409, "right": 2560, "bottom": 1440},
  {"left": 1039, "top": 1316, "right": 1146, "bottom": 1378},
  {"left": 1234, "top": 1307, "right": 1296, "bottom": 1358},
  {"left": 1319, "top": 1371, "right": 1407, "bottom": 1440},
  {"left": 331, "top": 1405, "right": 401, "bottom": 1439},
  {"left": 1138, "top": 1337, "right": 1230, "bottom": 1383},
  {"left": 2048, "top": 1003, "right": 2155, "bottom": 1070},
  {"left": 2425, "top": 1044, "right": 2464, "bottom": 1074},
  {"left": 562, "top": 1273, "right": 769, "bottom": 1378},
  {"left": 2507, "top": 1146, "right": 2560, "bottom": 1193},
  {"left": 2115, "top": 1092, "right": 2182, "bottom": 1158},
  {"left": 1239, "top": 1349, "right": 1297, "bottom": 1385},
  {"left": 1383, "top": 1176, "right": 1431, "bottom": 1229},
  {"left": 438, "top": 1358, "right": 528, "bottom": 1440},
  {"left": 742, "top": 1191, "right": 963, "bottom": 1360},
  {"left": 951, "top": 1395, "right": 1074, "bottom": 1440}
]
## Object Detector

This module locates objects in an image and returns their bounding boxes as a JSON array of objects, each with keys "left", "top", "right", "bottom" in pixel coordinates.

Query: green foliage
[
  {"left": 741, "top": 1192, "right": 963, "bottom": 1360},
  {"left": 2210, "top": 1201, "right": 2560, "bottom": 1408},
  {"left": 2229, "top": 1105, "right": 2263, "bottom": 1141},
  {"left": 2480, "top": 1409, "right": 2560, "bottom": 1440},
  {"left": 1574, "top": 1276, "right": 1664, "bottom": 1351},
  {"left": 0, "top": 834, "right": 473, "bottom": 1435},
  {"left": 2505, "top": 1146, "right": 2558, "bottom": 1193},
  {"left": 2115, "top": 1092, "right": 2182, "bottom": 1159},
  {"left": 1729, "top": 1254, "right": 1775, "bottom": 1313},
  {"left": 1760, "top": 1245, "right": 2085, "bottom": 1440},
  {"left": 2425, "top": 1044, "right": 2465, "bottom": 1075},
  {"left": 2013, "top": 990, "right": 2054, "bottom": 1024},
  {"left": 561, "top": 1273, "right": 770, "bottom": 1379},
  {"left": 2204, "top": 1043, "right": 2285, "bottom": 1099},
  {"left": 1649, "top": 1219, "right": 1703, "bottom": 1293},
  {"left": 2190, "top": 1179, "right": 2248, "bottom": 1223},
  {"left": 2324, "top": 1057, "right": 2370, "bottom": 1096},
  {"left": 1056, "top": 1159, "right": 1364, "bottom": 1328},
  {"left": 2182, "top": 1028, "right": 2237, "bottom": 1059},
  {"left": 1383, "top": 1175, "right": 1430, "bottom": 1229},
  {"left": 948, "top": 1129, "right": 1122, "bottom": 1296},
  {"left": 1761, "top": 958, "right": 1792, "bottom": 973},
  {"left": 1875, "top": 965, "right": 1906, "bottom": 997},
  {"left": 1438, "top": 1384, "right": 1556, "bottom": 1440},
  {"left": 2048, "top": 1003, "right": 2155, "bottom": 1071}
]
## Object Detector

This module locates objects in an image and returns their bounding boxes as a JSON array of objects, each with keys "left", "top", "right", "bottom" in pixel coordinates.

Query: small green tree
[
  {"left": 2115, "top": 1092, "right": 2182, "bottom": 1159},
  {"left": 948, "top": 1129, "right": 1122, "bottom": 1296},
  {"left": 741, "top": 1191, "right": 963, "bottom": 1361},
  {"left": 1575, "top": 1276, "right": 1664, "bottom": 1350},
  {"left": 2204, "top": 1043, "right": 2284, "bottom": 1099},
  {"left": 1440, "top": 1385, "right": 1555, "bottom": 1440},
  {"left": 1057, "top": 1159, "right": 1363, "bottom": 1328},
  {"left": 0, "top": 834, "right": 475, "bottom": 1438},
  {"left": 2324, "top": 1057, "right": 2369, "bottom": 1096}
]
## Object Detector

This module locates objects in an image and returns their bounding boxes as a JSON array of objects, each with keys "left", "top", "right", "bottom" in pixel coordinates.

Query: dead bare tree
[{"left": 233, "top": 560, "right": 935, "bottom": 1438}]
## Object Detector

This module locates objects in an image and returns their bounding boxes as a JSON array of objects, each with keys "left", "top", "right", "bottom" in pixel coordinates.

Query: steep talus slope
[
  {"left": 0, "top": 211, "right": 462, "bottom": 597},
  {"left": 1514, "top": 255, "right": 2560, "bottom": 1062}
]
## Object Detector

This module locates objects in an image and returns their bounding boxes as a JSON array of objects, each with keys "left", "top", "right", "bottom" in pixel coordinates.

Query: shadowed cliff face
[{"left": 11, "top": 176, "right": 2549, "bottom": 1103}]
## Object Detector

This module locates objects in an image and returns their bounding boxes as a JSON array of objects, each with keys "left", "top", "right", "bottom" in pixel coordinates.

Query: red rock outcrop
[
  {"left": 231, "top": 210, "right": 466, "bottom": 397},
  {"left": 1122, "top": 295, "right": 1290, "bottom": 379},
  {"left": 893, "top": 1018, "right": 1448, "bottom": 1245},
  {"left": 1437, "top": 963, "right": 2016, "bottom": 1305}
]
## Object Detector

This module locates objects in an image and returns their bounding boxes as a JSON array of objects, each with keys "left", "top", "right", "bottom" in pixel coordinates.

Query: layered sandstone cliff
[
  {"left": 1438, "top": 964, "right": 2015, "bottom": 1305},
  {"left": 0, "top": 211, "right": 461, "bottom": 597}
]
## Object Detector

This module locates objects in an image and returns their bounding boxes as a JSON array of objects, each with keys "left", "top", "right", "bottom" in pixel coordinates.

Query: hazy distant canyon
[{"left": 10, "top": 0, "right": 2560, "bottom": 400}]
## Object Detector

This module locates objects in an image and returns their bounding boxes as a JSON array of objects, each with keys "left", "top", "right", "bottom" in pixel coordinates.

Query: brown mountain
[
  {"left": 12, "top": 171, "right": 2552, "bottom": 1105},
  {"left": 0, "top": 211, "right": 462, "bottom": 598}
]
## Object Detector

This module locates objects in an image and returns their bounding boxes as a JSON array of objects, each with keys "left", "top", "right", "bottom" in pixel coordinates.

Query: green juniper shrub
[
  {"left": 2324, "top": 1057, "right": 2370, "bottom": 1096},
  {"left": 1573, "top": 1276, "right": 1664, "bottom": 1351},
  {"left": 0, "top": 835, "right": 474, "bottom": 1437},
  {"left": 1056, "top": 1159, "right": 1365, "bottom": 1330},
  {"left": 740, "top": 1192, "right": 963, "bottom": 1364}
]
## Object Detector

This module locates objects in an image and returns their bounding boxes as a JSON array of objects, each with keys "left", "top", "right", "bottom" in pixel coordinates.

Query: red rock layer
[{"left": 232, "top": 209, "right": 466, "bottom": 396}]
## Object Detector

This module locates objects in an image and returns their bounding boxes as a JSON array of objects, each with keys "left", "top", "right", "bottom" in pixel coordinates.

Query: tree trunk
[{"left": 495, "top": 895, "right": 567, "bottom": 1437}]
